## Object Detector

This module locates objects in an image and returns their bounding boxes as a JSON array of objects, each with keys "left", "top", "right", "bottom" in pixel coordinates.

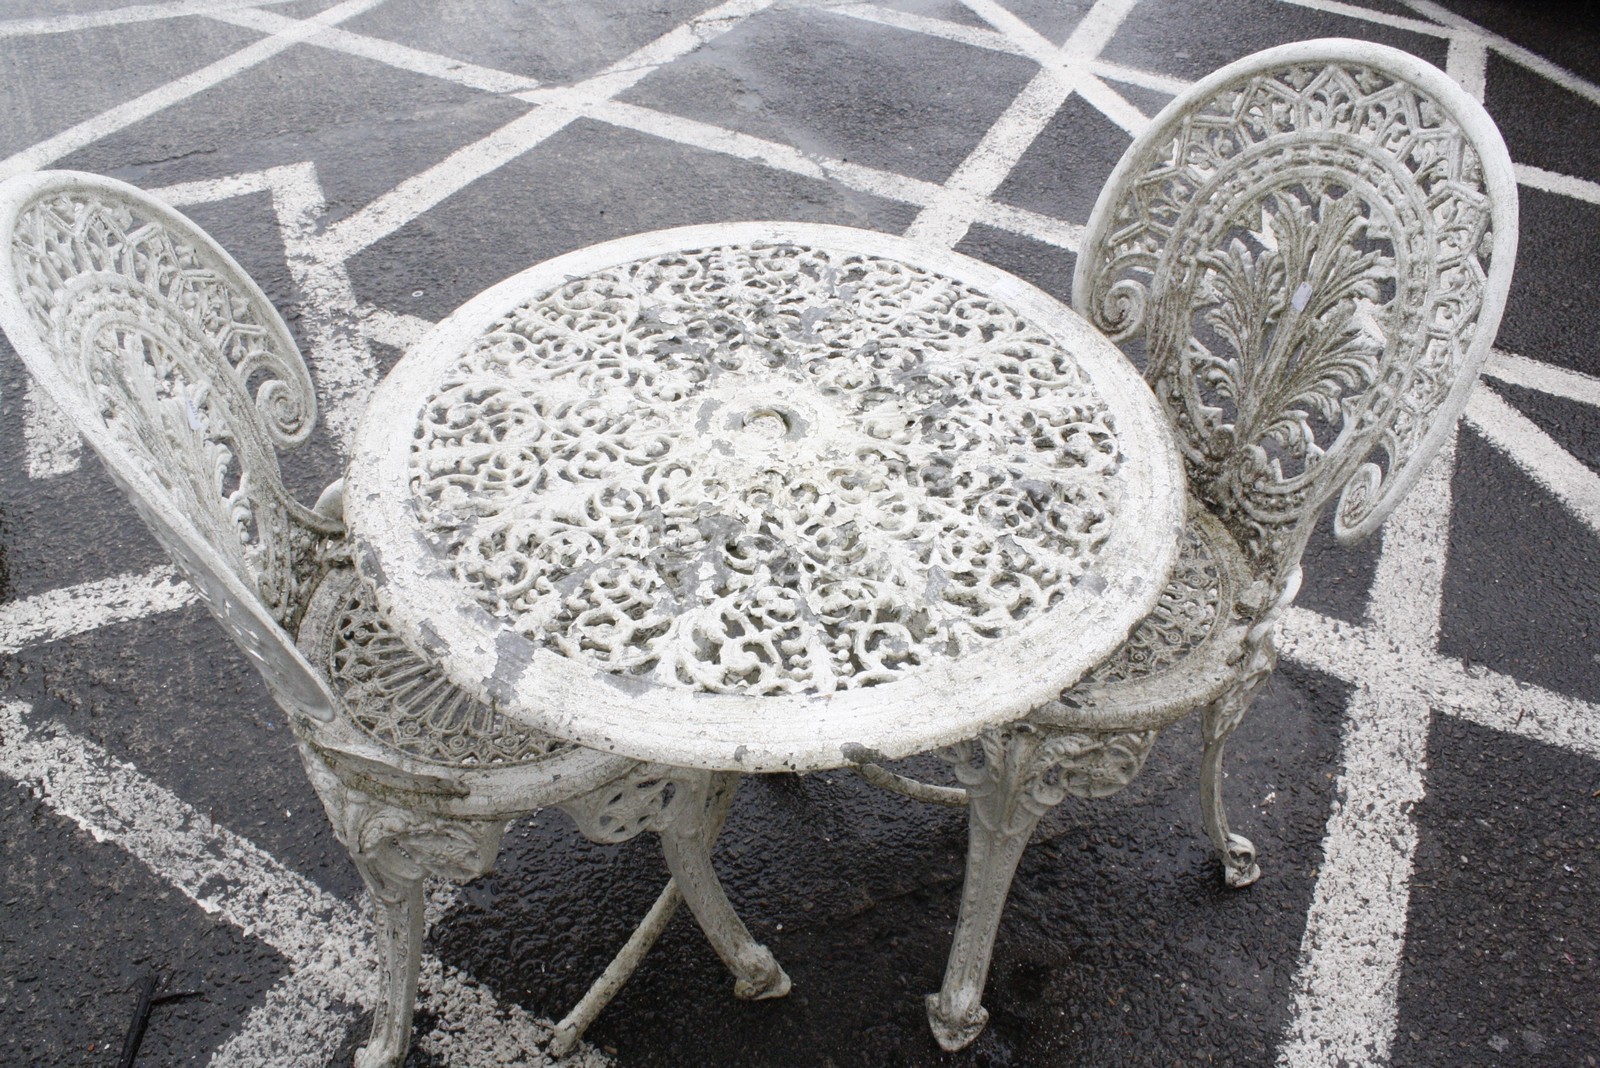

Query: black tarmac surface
[{"left": 1, "top": 1, "right": 1597, "bottom": 1066}]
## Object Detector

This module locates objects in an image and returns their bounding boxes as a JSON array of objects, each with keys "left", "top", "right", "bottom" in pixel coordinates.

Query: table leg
[
  {"left": 658, "top": 772, "right": 792, "bottom": 1000},
  {"left": 928, "top": 725, "right": 1160, "bottom": 1051}
]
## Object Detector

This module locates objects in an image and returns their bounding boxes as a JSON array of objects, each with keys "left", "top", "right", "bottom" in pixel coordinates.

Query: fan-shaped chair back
[
  {"left": 1073, "top": 39, "right": 1518, "bottom": 576},
  {"left": 0, "top": 170, "right": 342, "bottom": 723}
]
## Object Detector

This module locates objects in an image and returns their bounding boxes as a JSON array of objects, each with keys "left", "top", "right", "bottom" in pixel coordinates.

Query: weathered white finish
[
  {"left": 0, "top": 171, "right": 788, "bottom": 1068},
  {"left": 348, "top": 222, "right": 1186, "bottom": 773},
  {"left": 918, "top": 39, "right": 1520, "bottom": 1050}
]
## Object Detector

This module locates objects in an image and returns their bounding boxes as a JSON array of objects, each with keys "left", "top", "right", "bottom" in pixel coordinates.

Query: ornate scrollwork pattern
[
  {"left": 945, "top": 723, "right": 1162, "bottom": 831},
  {"left": 1078, "top": 61, "right": 1498, "bottom": 566},
  {"left": 560, "top": 764, "right": 692, "bottom": 844},
  {"left": 7, "top": 188, "right": 332, "bottom": 626},
  {"left": 1077, "top": 521, "right": 1223, "bottom": 686},
  {"left": 318, "top": 570, "right": 584, "bottom": 767},
  {"left": 313, "top": 767, "right": 506, "bottom": 883},
  {"left": 411, "top": 244, "right": 1131, "bottom": 696}
]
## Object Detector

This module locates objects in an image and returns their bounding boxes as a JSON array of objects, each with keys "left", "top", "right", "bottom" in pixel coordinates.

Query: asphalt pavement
[{"left": 0, "top": 1, "right": 1597, "bottom": 1066}]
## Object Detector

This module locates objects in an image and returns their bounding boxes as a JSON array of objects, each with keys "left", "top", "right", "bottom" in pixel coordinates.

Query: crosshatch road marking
[
  {"left": 1, "top": 1, "right": 1599, "bottom": 1065},
  {"left": 0, "top": 699, "right": 613, "bottom": 1068}
]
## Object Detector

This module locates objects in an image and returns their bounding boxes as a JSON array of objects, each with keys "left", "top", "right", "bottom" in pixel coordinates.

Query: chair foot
[
  {"left": 547, "top": 1022, "right": 582, "bottom": 1060},
  {"left": 1221, "top": 832, "right": 1261, "bottom": 888},
  {"left": 925, "top": 993, "right": 989, "bottom": 1052}
]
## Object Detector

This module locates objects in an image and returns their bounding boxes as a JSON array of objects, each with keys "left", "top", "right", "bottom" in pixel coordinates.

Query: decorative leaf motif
[{"left": 1078, "top": 58, "right": 1499, "bottom": 569}]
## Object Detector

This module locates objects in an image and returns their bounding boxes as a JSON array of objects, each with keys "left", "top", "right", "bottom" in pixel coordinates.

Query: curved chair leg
[
  {"left": 1200, "top": 627, "right": 1282, "bottom": 890},
  {"left": 658, "top": 772, "right": 791, "bottom": 1001},
  {"left": 351, "top": 849, "right": 427, "bottom": 1068},
  {"left": 928, "top": 725, "right": 1160, "bottom": 1051},
  {"left": 301, "top": 752, "right": 506, "bottom": 1068}
]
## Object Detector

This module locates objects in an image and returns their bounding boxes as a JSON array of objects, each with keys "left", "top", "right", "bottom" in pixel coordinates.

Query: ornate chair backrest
[
  {"left": 1073, "top": 39, "right": 1518, "bottom": 579},
  {"left": 0, "top": 171, "right": 341, "bottom": 724}
]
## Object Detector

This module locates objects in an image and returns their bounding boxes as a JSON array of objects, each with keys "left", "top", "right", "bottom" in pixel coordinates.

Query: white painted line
[
  {"left": 1074, "top": 71, "right": 1148, "bottom": 135},
  {"left": 833, "top": 3, "right": 1191, "bottom": 96},
  {"left": 314, "top": 0, "right": 780, "bottom": 263},
  {"left": 0, "top": 0, "right": 300, "bottom": 39},
  {"left": 1405, "top": 0, "right": 1600, "bottom": 109},
  {"left": 1275, "top": 0, "right": 1455, "bottom": 39},
  {"left": 360, "top": 306, "right": 436, "bottom": 351},
  {"left": 1465, "top": 386, "right": 1600, "bottom": 538},
  {"left": 153, "top": 164, "right": 381, "bottom": 451},
  {"left": 904, "top": 0, "right": 1139, "bottom": 246},
  {"left": 0, "top": 698, "right": 374, "bottom": 1005},
  {"left": 207, "top": 973, "right": 358, "bottom": 1068},
  {"left": 0, "top": 0, "right": 390, "bottom": 181},
  {"left": 24, "top": 379, "right": 81, "bottom": 479},
  {"left": 1514, "top": 162, "right": 1600, "bottom": 207},
  {"left": 209, "top": 8, "right": 543, "bottom": 95},
  {"left": 831, "top": 3, "right": 1017, "bottom": 56},
  {"left": 0, "top": 566, "right": 196, "bottom": 654},
  {"left": 1446, "top": 34, "right": 1488, "bottom": 100},
  {"left": 0, "top": 698, "right": 611, "bottom": 1068},
  {"left": 1485, "top": 349, "right": 1600, "bottom": 407},
  {"left": 1277, "top": 440, "right": 1455, "bottom": 1068},
  {"left": 1280, "top": 608, "right": 1600, "bottom": 761},
  {"left": 904, "top": 69, "right": 1079, "bottom": 246},
  {"left": 586, "top": 98, "right": 1082, "bottom": 249},
  {"left": 310, "top": 104, "right": 580, "bottom": 264},
  {"left": 1091, "top": 60, "right": 1190, "bottom": 97}
]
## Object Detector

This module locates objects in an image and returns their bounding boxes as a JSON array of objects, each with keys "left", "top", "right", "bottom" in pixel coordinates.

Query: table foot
[{"left": 733, "top": 954, "right": 792, "bottom": 1000}]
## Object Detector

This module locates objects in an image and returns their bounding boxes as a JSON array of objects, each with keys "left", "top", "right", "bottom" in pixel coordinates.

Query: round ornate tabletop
[{"left": 346, "top": 223, "right": 1185, "bottom": 772}]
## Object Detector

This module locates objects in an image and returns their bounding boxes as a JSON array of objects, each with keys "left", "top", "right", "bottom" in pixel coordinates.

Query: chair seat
[
  {"left": 1031, "top": 499, "right": 1261, "bottom": 733},
  {"left": 296, "top": 565, "right": 636, "bottom": 814}
]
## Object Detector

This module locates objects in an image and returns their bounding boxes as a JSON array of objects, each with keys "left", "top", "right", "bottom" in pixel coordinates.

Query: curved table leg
[
  {"left": 927, "top": 727, "right": 1056, "bottom": 1050},
  {"left": 929, "top": 725, "right": 1162, "bottom": 1051},
  {"left": 557, "top": 766, "right": 789, "bottom": 1054},
  {"left": 550, "top": 878, "right": 684, "bottom": 1058},
  {"left": 659, "top": 772, "right": 791, "bottom": 1001}
]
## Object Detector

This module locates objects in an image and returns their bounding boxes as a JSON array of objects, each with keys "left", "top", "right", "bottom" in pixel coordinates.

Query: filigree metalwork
[
  {"left": 320, "top": 572, "right": 578, "bottom": 767},
  {"left": 922, "top": 41, "right": 1519, "bottom": 1053},
  {"left": 1077, "top": 520, "right": 1223, "bottom": 685},
  {"left": 6, "top": 184, "right": 335, "bottom": 627},
  {"left": 409, "top": 243, "right": 1130, "bottom": 697},
  {"left": 1077, "top": 56, "right": 1505, "bottom": 569},
  {"left": 0, "top": 172, "right": 793, "bottom": 1068}
]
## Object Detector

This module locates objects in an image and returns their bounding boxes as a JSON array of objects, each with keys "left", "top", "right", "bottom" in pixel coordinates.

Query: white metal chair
[
  {"left": 855, "top": 40, "right": 1520, "bottom": 1049},
  {"left": 0, "top": 171, "right": 790, "bottom": 1067}
]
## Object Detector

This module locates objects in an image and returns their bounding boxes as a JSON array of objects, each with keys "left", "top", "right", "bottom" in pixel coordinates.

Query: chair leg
[
  {"left": 657, "top": 772, "right": 791, "bottom": 1001},
  {"left": 300, "top": 752, "right": 505, "bottom": 1067},
  {"left": 928, "top": 725, "right": 1160, "bottom": 1051},
  {"left": 1200, "top": 634, "right": 1279, "bottom": 889},
  {"left": 351, "top": 849, "right": 426, "bottom": 1068}
]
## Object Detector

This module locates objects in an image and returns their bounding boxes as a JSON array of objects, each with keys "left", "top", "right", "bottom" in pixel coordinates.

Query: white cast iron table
[{"left": 346, "top": 222, "right": 1185, "bottom": 776}]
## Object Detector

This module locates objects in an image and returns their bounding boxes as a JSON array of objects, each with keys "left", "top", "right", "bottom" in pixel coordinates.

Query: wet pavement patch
[
  {"left": 1393, "top": 716, "right": 1600, "bottom": 1068},
  {"left": 0, "top": 790, "right": 288, "bottom": 1066}
]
